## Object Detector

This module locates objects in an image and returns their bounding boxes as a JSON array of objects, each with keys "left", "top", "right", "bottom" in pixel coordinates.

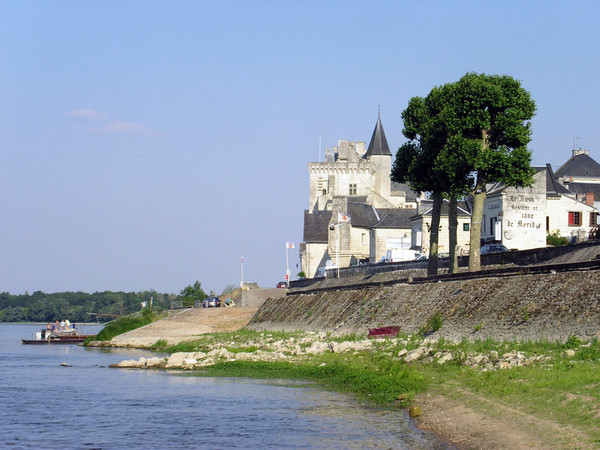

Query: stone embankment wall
[
  {"left": 290, "top": 241, "right": 600, "bottom": 289},
  {"left": 248, "top": 268, "right": 600, "bottom": 342},
  {"left": 241, "top": 288, "right": 286, "bottom": 307}
]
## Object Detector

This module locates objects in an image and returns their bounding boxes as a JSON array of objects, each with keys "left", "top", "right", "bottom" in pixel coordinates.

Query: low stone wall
[
  {"left": 289, "top": 241, "right": 600, "bottom": 290},
  {"left": 249, "top": 268, "right": 600, "bottom": 342},
  {"left": 241, "top": 288, "right": 286, "bottom": 307}
]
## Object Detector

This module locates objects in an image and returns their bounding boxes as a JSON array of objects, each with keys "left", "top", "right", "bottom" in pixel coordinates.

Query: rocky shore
[{"left": 109, "top": 331, "right": 579, "bottom": 372}]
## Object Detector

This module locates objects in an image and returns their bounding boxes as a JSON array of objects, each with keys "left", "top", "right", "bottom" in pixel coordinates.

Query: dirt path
[
  {"left": 414, "top": 384, "right": 591, "bottom": 449},
  {"left": 104, "top": 306, "right": 260, "bottom": 348}
]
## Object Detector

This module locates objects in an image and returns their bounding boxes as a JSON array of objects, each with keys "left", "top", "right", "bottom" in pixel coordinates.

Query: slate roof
[
  {"left": 564, "top": 182, "right": 600, "bottom": 198},
  {"left": 372, "top": 208, "right": 414, "bottom": 228},
  {"left": 303, "top": 204, "right": 416, "bottom": 243},
  {"left": 303, "top": 210, "right": 331, "bottom": 243},
  {"left": 555, "top": 152, "right": 600, "bottom": 178},
  {"left": 364, "top": 114, "right": 392, "bottom": 157},
  {"left": 391, "top": 181, "right": 418, "bottom": 202},
  {"left": 545, "top": 164, "right": 571, "bottom": 196},
  {"left": 347, "top": 202, "right": 380, "bottom": 228},
  {"left": 346, "top": 203, "right": 414, "bottom": 229},
  {"left": 414, "top": 199, "right": 472, "bottom": 218}
]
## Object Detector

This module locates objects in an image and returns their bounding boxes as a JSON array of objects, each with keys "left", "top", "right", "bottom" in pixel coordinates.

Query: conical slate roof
[{"left": 364, "top": 113, "right": 392, "bottom": 157}]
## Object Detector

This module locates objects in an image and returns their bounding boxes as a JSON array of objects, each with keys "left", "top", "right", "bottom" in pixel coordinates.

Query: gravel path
[{"left": 99, "top": 306, "right": 260, "bottom": 348}]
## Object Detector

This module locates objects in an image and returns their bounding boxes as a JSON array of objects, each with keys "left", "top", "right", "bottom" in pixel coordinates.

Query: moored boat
[{"left": 21, "top": 328, "right": 95, "bottom": 345}]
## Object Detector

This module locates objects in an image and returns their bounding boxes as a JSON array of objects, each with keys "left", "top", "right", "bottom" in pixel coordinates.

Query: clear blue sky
[{"left": 1, "top": 1, "right": 599, "bottom": 295}]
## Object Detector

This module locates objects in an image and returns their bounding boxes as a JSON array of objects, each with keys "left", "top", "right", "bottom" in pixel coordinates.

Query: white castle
[{"left": 300, "top": 115, "right": 418, "bottom": 278}]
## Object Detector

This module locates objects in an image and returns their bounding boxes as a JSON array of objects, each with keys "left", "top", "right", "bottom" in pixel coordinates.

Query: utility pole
[{"left": 240, "top": 257, "right": 244, "bottom": 288}]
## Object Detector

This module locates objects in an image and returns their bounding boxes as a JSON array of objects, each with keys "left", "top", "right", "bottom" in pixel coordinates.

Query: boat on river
[{"left": 21, "top": 328, "right": 95, "bottom": 345}]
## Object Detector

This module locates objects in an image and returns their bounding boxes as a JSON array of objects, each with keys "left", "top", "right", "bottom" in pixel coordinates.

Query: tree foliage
[
  {"left": 179, "top": 281, "right": 207, "bottom": 306},
  {"left": 448, "top": 73, "right": 536, "bottom": 271},
  {"left": 392, "top": 86, "right": 472, "bottom": 275},
  {"left": 392, "top": 72, "right": 535, "bottom": 273},
  {"left": 0, "top": 290, "right": 175, "bottom": 323}
]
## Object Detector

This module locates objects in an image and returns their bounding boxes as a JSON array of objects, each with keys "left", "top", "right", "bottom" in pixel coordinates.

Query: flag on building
[
  {"left": 286, "top": 242, "right": 295, "bottom": 249},
  {"left": 338, "top": 213, "right": 351, "bottom": 222}
]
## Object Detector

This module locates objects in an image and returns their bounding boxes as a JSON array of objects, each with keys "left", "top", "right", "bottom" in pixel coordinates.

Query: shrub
[
  {"left": 547, "top": 231, "right": 569, "bottom": 246},
  {"left": 419, "top": 311, "right": 443, "bottom": 336}
]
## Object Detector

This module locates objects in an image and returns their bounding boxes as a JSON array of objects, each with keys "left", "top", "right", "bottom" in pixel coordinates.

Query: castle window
[
  {"left": 317, "top": 178, "right": 328, "bottom": 196},
  {"left": 568, "top": 211, "right": 581, "bottom": 226},
  {"left": 349, "top": 184, "right": 357, "bottom": 195}
]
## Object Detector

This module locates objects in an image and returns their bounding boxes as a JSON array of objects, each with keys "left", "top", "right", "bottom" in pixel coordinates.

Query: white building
[{"left": 481, "top": 162, "right": 599, "bottom": 249}]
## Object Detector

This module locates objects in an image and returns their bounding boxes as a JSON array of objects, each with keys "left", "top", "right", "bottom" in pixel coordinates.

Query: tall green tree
[
  {"left": 392, "top": 97, "right": 446, "bottom": 276},
  {"left": 447, "top": 73, "right": 536, "bottom": 271},
  {"left": 393, "top": 87, "right": 473, "bottom": 276}
]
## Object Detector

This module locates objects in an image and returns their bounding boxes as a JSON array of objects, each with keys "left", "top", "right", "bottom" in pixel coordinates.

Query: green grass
[
  {"left": 87, "top": 309, "right": 166, "bottom": 344},
  {"left": 199, "top": 354, "right": 426, "bottom": 407}
]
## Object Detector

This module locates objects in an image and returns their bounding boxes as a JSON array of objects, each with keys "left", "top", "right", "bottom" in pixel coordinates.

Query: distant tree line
[{"left": 0, "top": 290, "right": 177, "bottom": 323}]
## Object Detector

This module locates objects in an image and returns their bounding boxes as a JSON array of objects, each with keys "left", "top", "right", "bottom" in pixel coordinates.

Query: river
[{"left": 0, "top": 324, "right": 448, "bottom": 449}]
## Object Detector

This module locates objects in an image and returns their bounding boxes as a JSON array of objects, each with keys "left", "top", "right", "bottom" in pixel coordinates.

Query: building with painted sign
[{"left": 482, "top": 162, "right": 599, "bottom": 249}]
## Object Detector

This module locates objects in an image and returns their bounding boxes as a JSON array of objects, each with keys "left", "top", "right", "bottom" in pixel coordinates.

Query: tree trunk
[
  {"left": 448, "top": 196, "right": 458, "bottom": 273},
  {"left": 469, "top": 130, "right": 491, "bottom": 272},
  {"left": 427, "top": 192, "right": 443, "bottom": 277},
  {"left": 469, "top": 174, "right": 486, "bottom": 272}
]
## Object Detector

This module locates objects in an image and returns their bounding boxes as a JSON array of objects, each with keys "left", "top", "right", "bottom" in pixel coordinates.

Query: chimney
[
  {"left": 585, "top": 193, "right": 594, "bottom": 206},
  {"left": 572, "top": 149, "right": 590, "bottom": 157}
]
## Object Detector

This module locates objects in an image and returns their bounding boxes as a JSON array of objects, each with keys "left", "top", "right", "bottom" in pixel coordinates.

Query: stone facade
[
  {"left": 301, "top": 115, "right": 418, "bottom": 278},
  {"left": 411, "top": 199, "right": 472, "bottom": 255}
]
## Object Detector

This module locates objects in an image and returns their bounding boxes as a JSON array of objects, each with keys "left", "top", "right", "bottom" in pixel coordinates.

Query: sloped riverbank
[{"left": 248, "top": 268, "right": 600, "bottom": 343}]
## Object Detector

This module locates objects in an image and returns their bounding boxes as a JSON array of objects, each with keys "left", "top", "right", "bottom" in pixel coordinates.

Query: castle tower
[{"left": 363, "top": 113, "right": 393, "bottom": 207}]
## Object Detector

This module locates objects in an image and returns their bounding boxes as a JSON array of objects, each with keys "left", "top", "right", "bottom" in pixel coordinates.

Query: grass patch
[
  {"left": 201, "top": 356, "right": 426, "bottom": 407},
  {"left": 87, "top": 309, "right": 166, "bottom": 344}
]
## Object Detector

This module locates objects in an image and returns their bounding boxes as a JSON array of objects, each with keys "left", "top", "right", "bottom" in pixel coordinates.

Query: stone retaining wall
[{"left": 248, "top": 268, "right": 600, "bottom": 342}]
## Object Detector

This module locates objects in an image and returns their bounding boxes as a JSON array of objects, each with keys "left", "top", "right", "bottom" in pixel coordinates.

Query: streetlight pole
[
  {"left": 336, "top": 217, "right": 340, "bottom": 278},
  {"left": 240, "top": 257, "right": 244, "bottom": 288}
]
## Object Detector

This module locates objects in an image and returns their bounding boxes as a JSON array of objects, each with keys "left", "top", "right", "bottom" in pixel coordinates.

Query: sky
[{"left": 1, "top": 1, "right": 599, "bottom": 295}]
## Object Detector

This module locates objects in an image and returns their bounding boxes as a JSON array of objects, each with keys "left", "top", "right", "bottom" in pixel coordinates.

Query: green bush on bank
[{"left": 88, "top": 308, "right": 166, "bottom": 344}]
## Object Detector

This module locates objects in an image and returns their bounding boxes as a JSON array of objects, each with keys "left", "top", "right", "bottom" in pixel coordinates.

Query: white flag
[
  {"left": 286, "top": 242, "right": 295, "bottom": 248},
  {"left": 338, "top": 213, "right": 351, "bottom": 222}
]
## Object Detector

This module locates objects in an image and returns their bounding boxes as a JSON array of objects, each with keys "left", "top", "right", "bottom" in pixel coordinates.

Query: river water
[{"left": 1, "top": 324, "right": 448, "bottom": 449}]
